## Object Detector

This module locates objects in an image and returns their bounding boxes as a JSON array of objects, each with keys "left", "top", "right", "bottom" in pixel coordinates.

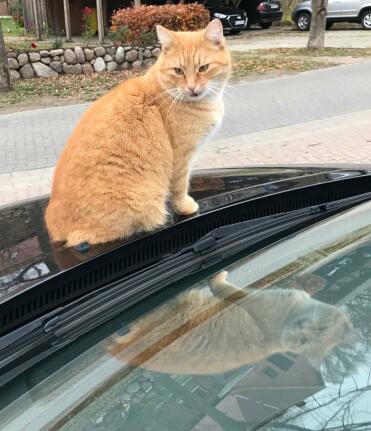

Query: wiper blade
[{"left": 0, "top": 191, "right": 370, "bottom": 387}]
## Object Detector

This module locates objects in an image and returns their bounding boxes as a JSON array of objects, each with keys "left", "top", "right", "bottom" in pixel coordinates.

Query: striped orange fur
[{"left": 45, "top": 19, "right": 231, "bottom": 246}]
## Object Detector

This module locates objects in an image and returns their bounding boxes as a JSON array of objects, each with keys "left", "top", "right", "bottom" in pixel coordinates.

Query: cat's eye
[
  {"left": 199, "top": 64, "right": 209, "bottom": 73},
  {"left": 174, "top": 67, "right": 184, "bottom": 75}
]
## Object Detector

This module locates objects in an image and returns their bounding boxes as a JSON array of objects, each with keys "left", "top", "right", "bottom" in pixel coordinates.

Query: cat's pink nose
[{"left": 188, "top": 87, "right": 200, "bottom": 97}]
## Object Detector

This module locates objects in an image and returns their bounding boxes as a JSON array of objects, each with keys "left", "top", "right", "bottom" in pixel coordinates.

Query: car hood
[
  {"left": 0, "top": 166, "right": 369, "bottom": 300},
  {"left": 1, "top": 190, "right": 370, "bottom": 431}
]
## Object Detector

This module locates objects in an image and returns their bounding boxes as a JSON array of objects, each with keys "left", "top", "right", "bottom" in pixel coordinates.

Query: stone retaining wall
[{"left": 6, "top": 45, "right": 161, "bottom": 80}]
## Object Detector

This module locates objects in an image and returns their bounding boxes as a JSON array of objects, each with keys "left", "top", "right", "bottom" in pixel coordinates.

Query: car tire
[
  {"left": 260, "top": 22, "right": 273, "bottom": 29},
  {"left": 361, "top": 10, "right": 371, "bottom": 29},
  {"left": 296, "top": 12, "right": 311, "bottom": 31}
]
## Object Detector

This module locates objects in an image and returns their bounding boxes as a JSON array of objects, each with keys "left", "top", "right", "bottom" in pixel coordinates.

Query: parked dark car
[
  {"left": 0, "top": 166, "right": 371, "bottom": 430},
  {"left": 236, "top": 0, "right": 283, "bottom": 28},
  {"left": 203, "top": 0, "right": 249, "bottom": 33}
]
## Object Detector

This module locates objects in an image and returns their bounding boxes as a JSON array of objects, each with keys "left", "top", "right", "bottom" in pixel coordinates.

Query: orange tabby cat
[
  {"left": 107, "top": 271, "right": 356, "bottom": 375},
  {"left": 45, "top": 19, "right": 231, "bottom": 246}
]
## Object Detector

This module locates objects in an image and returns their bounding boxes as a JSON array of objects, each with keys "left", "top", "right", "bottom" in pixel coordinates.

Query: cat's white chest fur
[
  {"left": 187, "top": 99, "right": 224, "bottom": 142},
  {"left": 206, "top": 99, "right": 224, "bottom": 140},
  {"left": 190, "top": 99, "right": 224, "bottom": 166}
]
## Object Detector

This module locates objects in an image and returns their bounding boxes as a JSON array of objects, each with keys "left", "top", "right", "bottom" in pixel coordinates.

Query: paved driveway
[
  {"left": 228, "top": 28, "right": 371, "bottom": 50},
  {"left": 1, "top": 60, "right": 371, "bottom": 205}
]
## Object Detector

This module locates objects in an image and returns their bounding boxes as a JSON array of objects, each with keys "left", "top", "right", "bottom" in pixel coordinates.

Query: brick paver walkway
[
  {"left": 1, "top": 61, "right": 371, "bottom": 207},
  {"left": 1, "top": 108, "right": 370, "bottom": 206}
]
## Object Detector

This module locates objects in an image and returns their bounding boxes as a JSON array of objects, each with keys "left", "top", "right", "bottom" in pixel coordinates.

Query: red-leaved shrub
[{"left": 110, "top": 4, "right": 210, "bottom": 45}]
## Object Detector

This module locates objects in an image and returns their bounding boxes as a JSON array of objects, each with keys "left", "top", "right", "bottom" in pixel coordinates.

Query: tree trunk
[
  {"left": 0, "top": 21, "right": 11, "bottom": 93},
  {"left": 133, "top": 0, "right": 141, "bottom": 6},
  {"left": 307, "top": 0, "right": 328, "bottom": 50}
]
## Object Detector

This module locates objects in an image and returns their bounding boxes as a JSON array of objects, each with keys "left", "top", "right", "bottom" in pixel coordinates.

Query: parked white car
[{"left": 292, "top": 0, "right": 371, "bottom": 30}]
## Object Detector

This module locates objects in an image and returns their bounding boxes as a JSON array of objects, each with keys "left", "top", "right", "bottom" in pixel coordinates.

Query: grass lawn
[
  {"left": 231, "top": 52, "right": 335, "bottom": 79},
  {"left": 5, "top": 37, "right": 108, "bottom": 52},
  {"left": 5, "top": 39, "right": 76, "bottom": 52},
  {"left": 1, "top": 47, "right": 370, "bottom": 111},
  {"left": 0, "top": 17, "right": 23, "bottom": 36},
  {"left": 0, "top": 71, "right": 144, "bottom": 107}
]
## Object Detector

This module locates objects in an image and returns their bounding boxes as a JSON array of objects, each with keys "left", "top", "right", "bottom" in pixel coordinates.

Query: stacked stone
[{"left": 6, "top": 45, "right": 162, "bottom": 80}]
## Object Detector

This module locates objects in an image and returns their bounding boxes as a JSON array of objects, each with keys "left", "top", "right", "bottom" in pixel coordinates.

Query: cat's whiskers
[
  {"left": 166, "top": 89, "right": 184, "bottom": 119},
  {"left": 206, "top": 86, "right": 221, "bottom": 99},
  {"left": 151, "top": 88, "right": 179, "bottom": 106},
  {"left": 209, "top": 83, "right": 232, "bottom": 100}
]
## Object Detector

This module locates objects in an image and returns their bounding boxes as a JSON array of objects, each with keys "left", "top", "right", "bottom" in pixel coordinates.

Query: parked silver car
[{"left": 292, "top": 0, "right": 371, "bottom": 30}]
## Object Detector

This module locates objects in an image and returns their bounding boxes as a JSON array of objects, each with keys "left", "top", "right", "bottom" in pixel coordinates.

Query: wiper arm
[{"left": 0, "top": 191, "right": 370, "bottom": 387}]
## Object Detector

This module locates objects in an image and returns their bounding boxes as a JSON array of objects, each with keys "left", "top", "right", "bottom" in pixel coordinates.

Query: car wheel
[
  {"left": 296, "top": 12, "right": 311, "bottom": 31},
  {"left": 361, "top": 10, "right": 371, "bottom": 29},
  {"left": 326, "top": 22, "right": 333, "bottom": 29}
]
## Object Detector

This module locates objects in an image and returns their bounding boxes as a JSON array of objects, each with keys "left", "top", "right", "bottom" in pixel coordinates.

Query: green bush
[
  {"left": 51, "top": 36, "right": 63, "bottom": 50},
  {"left": 107, "top": 25, "right": 129, "bottom": 44}
]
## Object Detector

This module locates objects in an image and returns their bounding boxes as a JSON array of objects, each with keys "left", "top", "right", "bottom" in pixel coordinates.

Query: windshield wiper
[{"left": 0, "top": 191, "right": 370, "bottom": 387}]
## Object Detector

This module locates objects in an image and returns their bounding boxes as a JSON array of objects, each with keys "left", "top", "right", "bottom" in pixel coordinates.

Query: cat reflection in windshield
[{"left": 107, "top": 271, "right": 358, "bottom": 374}]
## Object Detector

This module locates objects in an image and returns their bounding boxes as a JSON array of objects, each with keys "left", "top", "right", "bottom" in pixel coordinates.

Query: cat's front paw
[
  {"left": 209, "top": 271, "right": 229, "bottom": 289},
  {"left": 173, "top": 195, "right": 199, "bottom": 216}
]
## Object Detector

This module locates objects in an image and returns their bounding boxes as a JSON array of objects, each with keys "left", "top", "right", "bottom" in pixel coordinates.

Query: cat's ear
[
  {"left": 204, "top": 19, "right": 225, "bottom": 46},
  {"left": 156, "top": 25, "right": 176, "bottom": 52}
]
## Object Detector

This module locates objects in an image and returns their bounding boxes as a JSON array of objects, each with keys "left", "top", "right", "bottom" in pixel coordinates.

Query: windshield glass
[{"left": 1, "top": 201, "right": 370, "bottom": 431}]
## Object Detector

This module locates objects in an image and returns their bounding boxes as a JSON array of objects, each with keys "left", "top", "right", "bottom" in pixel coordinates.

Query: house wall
[
  {"left": 45, "top": 0, "right": 112, "bottom": 37},
  {"left": 46, "top": 0, "right": 64, "bottom": 35},
  {"left": 19, "top": 0, "right": 132, "bottom": 37},
  {"left": 22, "top": 0, "right": 48, "bottom": 32},
  {"left": 0, "top": 0, "right": 17, "bottom": 16},
  {"left": 0, "top": 2, "right": 9, "bottom": 16}
]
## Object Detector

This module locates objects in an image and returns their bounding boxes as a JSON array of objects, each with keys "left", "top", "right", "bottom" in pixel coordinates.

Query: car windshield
[{"left": 0, "top": 201, "right": 370, "bottom": 431}]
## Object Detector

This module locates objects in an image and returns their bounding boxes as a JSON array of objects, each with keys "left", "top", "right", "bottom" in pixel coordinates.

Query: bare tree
[
  {"left": 0, "top": 20, "right": 11, "bottom": 92},
  {"left": 307, "top": 0, "right": 328, "bottom": 49}
]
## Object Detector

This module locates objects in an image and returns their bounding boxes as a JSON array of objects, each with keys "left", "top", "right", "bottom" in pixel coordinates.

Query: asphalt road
[{"left": 228, "top": 28, "right": 371, "bottom": 50}]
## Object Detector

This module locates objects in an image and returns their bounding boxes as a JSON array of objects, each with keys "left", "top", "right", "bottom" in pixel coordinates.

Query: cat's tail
[{"left": 45, "top": 201, "right": 68, "bottom": 243}]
